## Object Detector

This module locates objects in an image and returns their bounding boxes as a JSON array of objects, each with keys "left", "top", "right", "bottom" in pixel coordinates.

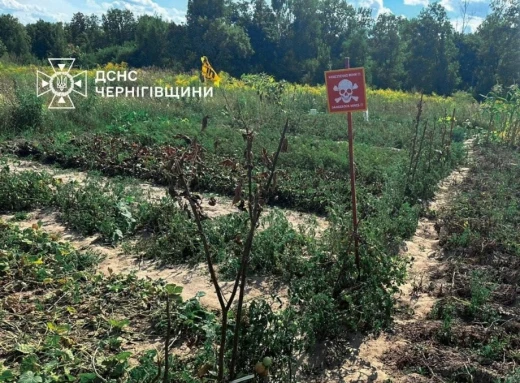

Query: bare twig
[
  {"left": 92, "top": 347, "right": 108, "bottom": 383},
  {"left": 229, "top": 117, "right": 290, "bottom": 379},
  {"left": 163, "top": 294, "right": 171, "bottom": 383}
]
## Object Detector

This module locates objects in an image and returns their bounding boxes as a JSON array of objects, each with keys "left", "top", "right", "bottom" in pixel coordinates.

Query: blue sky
[{"left": 0, "top": 0, "right": 491, "bottom": 32}]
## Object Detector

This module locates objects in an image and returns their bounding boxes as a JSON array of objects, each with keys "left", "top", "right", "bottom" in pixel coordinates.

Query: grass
[
  {"left": 0, "top": 66, "right": 490, "bottom": 381},
  {"left": 0, "top": 219, "right": 218, "bottom": 382},
  {"left": 387, "top": 140, "right": 520, "bottom": 381}
]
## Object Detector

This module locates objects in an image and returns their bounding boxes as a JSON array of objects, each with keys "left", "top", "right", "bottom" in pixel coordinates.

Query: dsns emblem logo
[{"left": 36, "top": 58, "right": 87, "bottom": 109}]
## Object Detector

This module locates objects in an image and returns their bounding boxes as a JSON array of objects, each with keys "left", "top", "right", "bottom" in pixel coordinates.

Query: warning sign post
[
  {"left": 325, "top": 67, "right": 367, "bottom": 113},
  {"left": 324, "top": 60, "right": 367, "bottom": 277}
]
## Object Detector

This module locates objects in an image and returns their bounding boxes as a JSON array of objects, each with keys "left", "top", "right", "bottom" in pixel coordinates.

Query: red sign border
[{"left": 324, "top": 67, "right": 367, "bottom": 114}]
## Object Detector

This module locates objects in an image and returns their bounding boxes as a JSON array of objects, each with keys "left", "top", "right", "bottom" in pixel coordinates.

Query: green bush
[
  {"left": 10, "top": 89, "right": 43, "bottom": 131},
  {"left": 53, "top": 178, "right": 143, "bottom": 243},
  {"left": 136, "top": 198, "right": 203, "bottom": 263},
  {"left": 0, "top": 167, "right": 54, "bottom": 211}
]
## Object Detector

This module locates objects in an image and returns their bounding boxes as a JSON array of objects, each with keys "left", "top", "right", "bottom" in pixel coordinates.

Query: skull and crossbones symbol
[{"left": 333, "top": 79, "right": 359, "bottom": 103}]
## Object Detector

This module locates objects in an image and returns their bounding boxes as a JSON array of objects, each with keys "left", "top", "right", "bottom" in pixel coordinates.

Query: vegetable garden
[{"left": 0, "top": 65, "right": 518, "bottom": 382}]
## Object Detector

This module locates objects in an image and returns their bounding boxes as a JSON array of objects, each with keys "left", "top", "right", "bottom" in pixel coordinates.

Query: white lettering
[
  {"left": 117, "top": 72, "right": 127, "bottom": 81},
  {"left": 192, "top": 87, "right": 202, "bottom": 97},
  {"left": 203, "top": 87, "right": 213, "bottom": 98},
  {"left": 128, "top": 71, "right": 138, "bottom": 81},
  {"left": 181, "top": 87, "right": 190, "bottom": 97},
  {"left": 95, "top": 71, "right": 106, "bottom": 84},
  {"left": 106, "top": 71, "right": 116, "bottom": 82},
  {"left": 165, "top": 87, "right": 180, "bottom": 99}
]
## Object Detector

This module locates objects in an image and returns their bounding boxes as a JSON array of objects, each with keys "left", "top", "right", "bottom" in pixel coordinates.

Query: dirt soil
[
  {"left": 0, "top": 155, "right": 324, "bottom": 311},
  {"left": 315, "top": 139, "right": 475, "bottom": 382},
  {"left": 0, "top": 156, "right": 328, "bottom": 234},
  {"left": 0, "top": 143, "right": 475, "bottom": 377}
]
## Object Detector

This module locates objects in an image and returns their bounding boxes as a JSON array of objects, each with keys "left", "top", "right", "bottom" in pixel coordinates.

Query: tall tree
[
  {"left": 288, "top": 0, "right": 322, "bottom": 82},
  {"left": 186, "top": 0, "right": 225, "bottom": 25},
  {"left": 454, "top": 31, "right": 480, "bottom": 91},
  {"left": 369, "top": 14, "right": 406, "bottom": 89},
  {"left": 474, "top": 0, "right": 520, "bottom": 96},
  {"left": 101, "top": 8, "right": 136, "bottom": 47},
  {"left": 135, "top": 15, "right": 168, "bottom": 67},
  {"left": 402, "top": 2, "right": 460, "bottom": 95},
  {"left": 165, "top": 22, "right": 190, "bottom": 70},
  {"left": 341, "top": 7, "right": 373, "bottom": 79},
  {"left": 200, "top": 19, "right": 254, "bottom": 76},
  {"left": 0, "top": 14, "right": 30, "bottom": 57},
  {"left": 26, "top": 20, "right": 67, "bottom": 59},
  {"left": 319, "top": 0, "right": 357, "bottom": 69},
  {"left": 67, "top": 12, "right": 88, "bottom": 47},
  {"left": 243, "top": 0, "right": 279, "bottom": 74}
]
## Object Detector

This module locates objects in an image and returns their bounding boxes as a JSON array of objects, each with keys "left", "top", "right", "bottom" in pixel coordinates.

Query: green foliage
[
  {"left": 0, "top": 167, "right": 54, "bottom": 211},
  {"left": 403, "top": 3, "right": 460, "bottom": 95},
  {"left": 0, "top": 220, "right": 217, "bottom": 382},
  {"left": 370, "top": 14, "right": 406, "bottom": 89},
  {"left": 54, "top": 179, "right": 144, "bottom": 243},
  {"left": 0, "top": 0, "right": 517, "bottom": 96},
  {"left": 136, "top": 198, "right": 203, "bottom": 263},
  {"left": 26, "top": 20, "right": 67, "bottom": 59},
  {"left": 469, "top": 271, "right": 493, "bottom": 315},
  {"left": 474, "top": 0, "right": 520, "bottom": 96},
  {"left": 503, "top": 370, "right": 520, "bottom": 383},
  {"left": 0, "top": 14, "right": 30, "bottom": 57},
  {"left": 421, "top": 142, "right": 520, "bottom": 379},
  {"left": 234, "top": 300, "right": 306, "bottom": 381},
  {"left": 479, "top": 336, "right": 509, "bottom": 361},
  {"left": 480, "top": 84, "right": 520, "bottom": 146},
  {"left": 0, "top": 47, "right": 491, "bottom": 382},
  {"left": 431, "top": 300, "right": 455, "bottom": 344},
  {"left": 134, "top": 15, "right": 168, "bottom": 67},
  {"left": 9, "top": 89, "right": 43, "bottom": 132},
  {"left": 241, "top": 73, "right": 286, "bottom": 104},
  {"left": 0, "top": 220, "right": 99, "bottom": 286},
  {"left": 0, "top": 39, "right": 7, "bottom": 57}
]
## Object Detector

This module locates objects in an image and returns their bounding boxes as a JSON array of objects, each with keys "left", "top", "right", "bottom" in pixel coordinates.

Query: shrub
[
  {"left": 10, "top": 89, "right": 43, "bottom": 131},
  {"left": 0, "top": 167, "right": 54, "bottom": 211}
]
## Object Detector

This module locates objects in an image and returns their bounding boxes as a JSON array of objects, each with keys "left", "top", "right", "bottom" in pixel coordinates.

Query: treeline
[{"left": 0, "top": 0, "right": 518, "bottom": 96}]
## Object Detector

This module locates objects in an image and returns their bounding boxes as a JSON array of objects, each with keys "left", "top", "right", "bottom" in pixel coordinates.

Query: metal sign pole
[{"left": 345, "top": 57, "right": 360, "bottom": 274}]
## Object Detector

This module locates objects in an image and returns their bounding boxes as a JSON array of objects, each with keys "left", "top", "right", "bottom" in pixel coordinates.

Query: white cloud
[
  {"left": 403, "top": 0, "right": 429, "bottom": 6},
  {"left": 450, "top": 15, "right": 484, "bottom": 32},
  {"left": 0, "top": 0, "right": 44, "bottom": 12},
  {"left": 0, "top": 0, "right": 68, "bottom": 23},
  {"left": 102, "top": 0, "right": 186, "bottom": 23},
  {"left": 440, "top": 0, "right": 455, "bottom": 12},
  {"left": 358, "top": 0, "right": 393, "bottom": 17},
  {"left": 0, "top": 0, "right": 186, "bottom": 24}
]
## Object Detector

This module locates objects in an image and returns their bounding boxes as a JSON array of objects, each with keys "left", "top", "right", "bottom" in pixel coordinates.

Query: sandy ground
[
  {"left": 0, "top": 156, "right": 308, "bottom": 361},
  {"left": 0, "top": 156, "right": 328, "bottom": 234},
  {"left": 1, "top": 142, "right": 474, "bottom": 375},
  {"left": 0, "top": 155, "right": 322, "bottom": 311},
  {"left": 323, "top": 139, "right": 475, "bottom": 382}
]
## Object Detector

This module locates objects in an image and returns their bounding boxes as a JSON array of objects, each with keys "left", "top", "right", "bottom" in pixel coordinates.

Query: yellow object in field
[{"left": 201, "top": 56, "right": 221, "bottom": 87}]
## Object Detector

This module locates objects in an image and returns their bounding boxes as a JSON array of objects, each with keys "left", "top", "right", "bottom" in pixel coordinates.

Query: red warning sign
[{"left": 325, "top": 68, "right": 367, "bottom": 113}]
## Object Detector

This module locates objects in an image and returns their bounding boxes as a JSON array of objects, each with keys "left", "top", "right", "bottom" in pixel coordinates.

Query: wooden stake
[{"left": 345, "top": 57, "right": 360, "bottom": 275}]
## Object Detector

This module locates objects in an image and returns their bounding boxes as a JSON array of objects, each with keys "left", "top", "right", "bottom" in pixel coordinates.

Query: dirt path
[
  {"left": 1, "top": 143, "right": 476, "bottom": 376},
  {"left": 324, "top": 139, "right": 475, "bottom": 382},
  {"left": 0, "top": 155, "right": 329, "bottom": 234},
  {"left": 0, "top": 156, "right": 315, "bottom": 311},
  {"left": 0, "top": 207, "right": 289, "bottom": 312}
]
